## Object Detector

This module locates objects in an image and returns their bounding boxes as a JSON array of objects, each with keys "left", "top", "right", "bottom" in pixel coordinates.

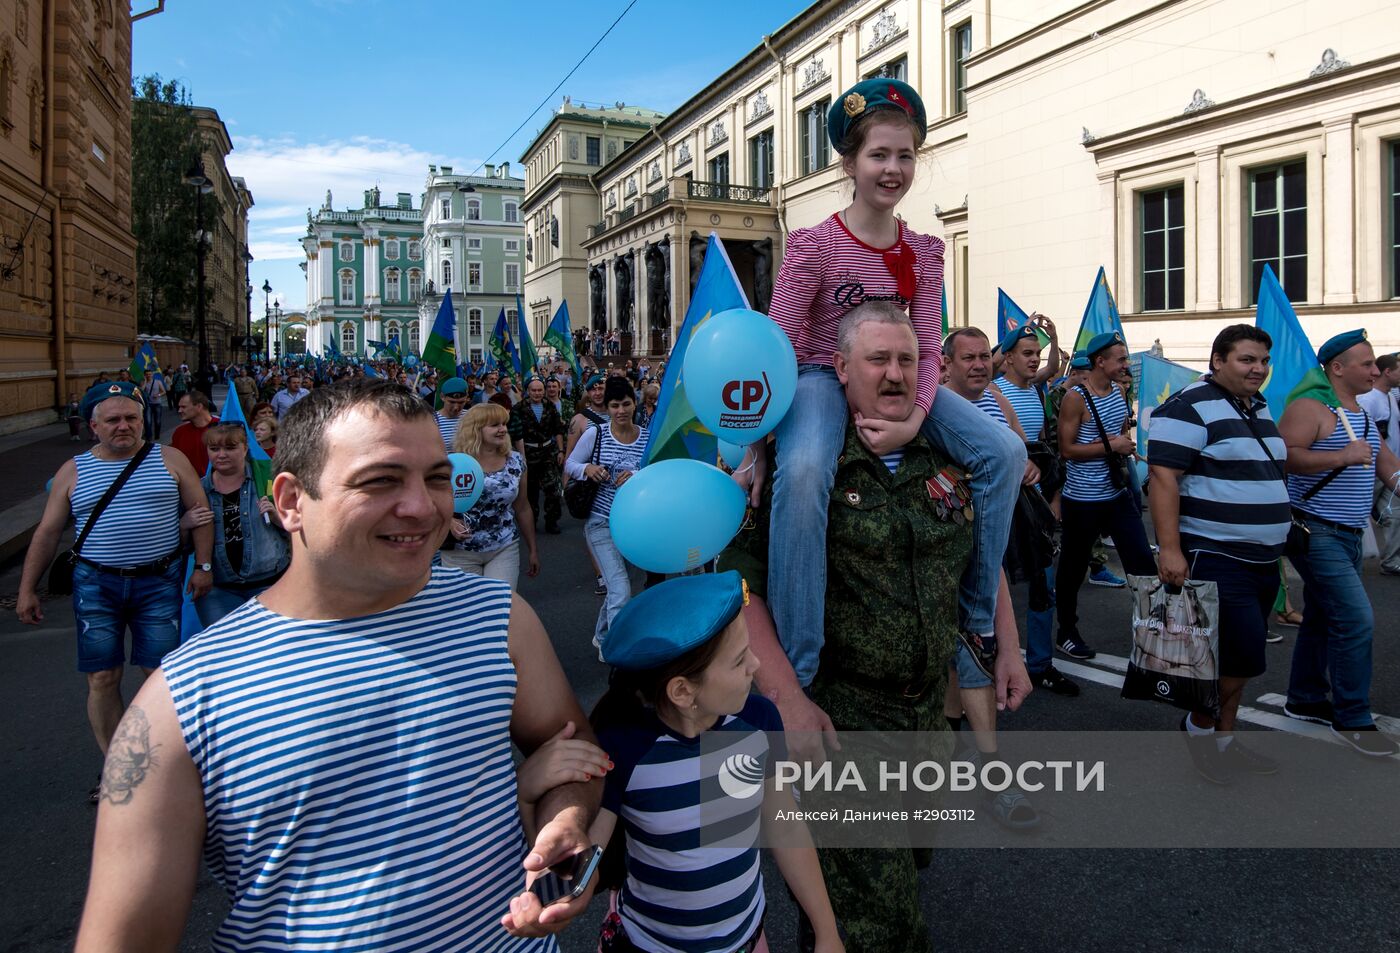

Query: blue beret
[
  {"left": 80, "top": 381, "right": 145, "bottom": 421},
  {"left": 440, "top": 377, "right": 468, "bottom": 395},
  {"left": 585, "top": 374, "right": 605, "bottom": 389},
  {"left": 1085, "top": 331, "right": 1126, "bottom": 358},
  {"left": 827, "top": 79, "right": 927, "bottom": 156},
  {"left": 1069, "top": 350, "right": 1091, "bottom": 370},
  {"left": 998, "top": 324, "right": 1042, "bottom": 354},
  {"left": 601, "top": 571, "right": 747, "bottom": 671},
  {"left": 1317, "top": 328, "right": 1368, "bottom": 366}
]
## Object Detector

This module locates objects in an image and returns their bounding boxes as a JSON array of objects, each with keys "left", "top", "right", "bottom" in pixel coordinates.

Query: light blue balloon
[
  {"left": 718, "top": 440, "right": 747, "bottom": 470},
  {"left": 683, "top": 308, "right": 797, "bottom": 446},
  {"left": 610, "top": 459, "right": 746, "bottom": 573},
  {"left": 405, "top": 354, "right": 420, "bottom": 368},
  {"left": 448, "top": 452, "right": 485, "bottom": 513}
]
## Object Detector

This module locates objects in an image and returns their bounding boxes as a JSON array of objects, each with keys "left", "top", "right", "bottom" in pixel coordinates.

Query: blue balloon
[
  {"left": 683, "top": 308, "right": 797, "bottom": 447},
  {"left": 610, "top": 459, "right": 746, "bottom": 573},
  {"left": 717, "top": 440, "right": 747, "bottom": 471},
  {"left": 405, "top": 354, "right": 420, "bottom": 368},
  {"left": 448, "top": 452, "right": 485, "bottom": 513}
]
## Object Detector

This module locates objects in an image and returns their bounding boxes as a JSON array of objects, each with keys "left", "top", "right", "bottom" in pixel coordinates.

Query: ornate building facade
[
  {"left": 0, "top": 0, "right": 139, "bottom": 434},
  {"left": 538, "top": 0, "right": 1400, "bottom": 362},
  {"left": 300, "top": 188, "right": 424, "bottom": 357},
  {"left": 418, "top": 163, "right": 526, "bottom": 364}
]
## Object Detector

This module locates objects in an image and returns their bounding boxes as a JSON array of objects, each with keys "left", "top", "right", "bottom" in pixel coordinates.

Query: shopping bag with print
[{"left": 1120, "top": 573, "right": 1220, "bottom": 717}]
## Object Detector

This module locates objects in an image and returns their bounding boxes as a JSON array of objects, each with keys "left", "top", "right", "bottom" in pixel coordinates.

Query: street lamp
[
  {"left": 262, "top": 278, "right": 272, "bottom": 361},
  {"left": 184, "top": 160, "right": 214, "bottom": 395},
  {"left": 273, "top": 300, "right": 282, "bottom": 360}
]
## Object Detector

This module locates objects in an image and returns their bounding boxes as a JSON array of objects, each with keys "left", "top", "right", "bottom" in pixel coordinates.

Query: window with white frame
[
  {"left": 506, "top": 308, "right": 519, "bottom": 330},
  {"left": 505, "top": 239, "right": 520, "bottom": 253},
  {"left": 1139, "top": 186, "right": 1185, "bottom": 311},
  {"left": 1249, "top": 160, "right": 1307, "bottom": 303},
  {"left": 468, "top": 261, "right": 482, "bottom": 290},
  {"left": 339, "top": 269, "right": 355, "bottom": 304},
  {"left": 339, "top": 241, "right": 354, "bottom": 262},
  {"left": 467, "top": 237, "right": 482, "bottom": 250},
  {"left": 442, "top": 259, "right": 453, "bottom": 288},
  {"left": 467, "top": 198, "right": 481, "bottom": 221},
  {"left": 750, "top": 130, "right": 774, "bottom": 188},
  {"left": 384, "top": 267, "right": 401, "bottom": 302},
  {"left": 798, "top": 98, "right": 831, "bottom": 176},
  {"left": 340, "top": 322, "right": 356, "bottom": 354},
  {"left": 468, "top": 308, "right": 483, "bottom": 334},
  {"left": 441, "top": 237, "right": 452, "bottom": 249},
  {"left": 470, "top": 347, "right": 483, "bottom": 363},
  {"left": 1391, "top": 142, "right": 1400, "bottom": 297},
  {"left": 408, "top": 240, "right": 422, "bottom": 260},
  {"left": 409, "top": 323, "right": 420, "bottom": 354},
  {"left": 440, "top": 196, "right": 451, "bottom": 220},
  {"left": 384, "top": 239, "right": 400, "bottom": 260},
  {"left": 384, "top": 319, "right": 402, "bottom": 345},
  {"left": 408, "top": 268, "right": 422, "bottom": 299},
  {"left": 951, "top": 23, "right": 972, "bottom": 114},
  {"left": 865, "top": 55, "right": 908, "bottom": 82},
  {"left": 504, "top": 202, "right": 519, "bottom": 223},
  {"left": 505, "top": 263, "right": 520, "bottom": 292}
]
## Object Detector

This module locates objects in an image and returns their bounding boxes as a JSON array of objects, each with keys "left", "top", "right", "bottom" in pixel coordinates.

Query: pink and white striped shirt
[{"left": 768, "top": 213, "right": 944, "bottom": 414}]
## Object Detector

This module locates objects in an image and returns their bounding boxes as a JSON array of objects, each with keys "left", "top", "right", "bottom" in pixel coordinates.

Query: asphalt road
[{"left": 2, "top": 511, "right": 1399, "bottom": 951}]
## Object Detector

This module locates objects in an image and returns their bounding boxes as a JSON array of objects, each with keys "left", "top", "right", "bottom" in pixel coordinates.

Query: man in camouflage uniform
[
  {"left": 545, "top": 376, "right": 573, "bottom": 423},
  {"left": 511, "top": 377, "right": 565, "bottom": 534},
  {"left": 720, "top": 302, "right": 1030, "bottom": 953}
]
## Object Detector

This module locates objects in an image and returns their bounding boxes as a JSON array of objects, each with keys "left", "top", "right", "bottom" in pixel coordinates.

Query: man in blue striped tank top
[
  {"left": 1278, "top": 330, "right": 1400, "bottom": 757},
  {"left": 18, "top": 381, "right": 213, "bottom": 804},
  {"left": 1054, "top": 332, "right": 1159, "bottom": 660},
  {"left": 74, "top": 379, "right": 602, "bottom": 951}
]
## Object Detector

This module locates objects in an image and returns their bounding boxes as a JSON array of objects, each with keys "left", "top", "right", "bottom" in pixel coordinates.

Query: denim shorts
[
  {"left": 951, "top": 640, "right": 993, "bottom": 690},
  {"left": 72, "top": 559, "right": 184, "bottom": 673}
]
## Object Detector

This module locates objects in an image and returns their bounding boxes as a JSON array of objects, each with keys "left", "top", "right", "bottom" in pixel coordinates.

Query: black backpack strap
[
  {"left": 73, "top": 441, "right": 156, "bottom": 557},
  {"left": 1076, "top": 385, "right": 1116, "bottom": 459}
]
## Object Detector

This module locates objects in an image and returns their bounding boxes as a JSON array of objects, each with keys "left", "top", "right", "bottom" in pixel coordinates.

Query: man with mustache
[{"left": 1148, "top": 324, "right": 1291, "bottom": 781}]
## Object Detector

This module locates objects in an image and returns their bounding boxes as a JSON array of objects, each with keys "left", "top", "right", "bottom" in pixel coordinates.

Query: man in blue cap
[
  {"left": 16, "top": 381, "right": 213, "bottom": 802},
  {"left": 992, "top": 316, "right": 1062, "bottom": 438},
  {"left": 434, "top": 376, "right": 470, "bottom": 450},
  {"left": 1054, "top": 330, "right": 1158, "bottom": 661},
  {"left": 1278, "top": 329, "right": 1400, "bottom": 756}
]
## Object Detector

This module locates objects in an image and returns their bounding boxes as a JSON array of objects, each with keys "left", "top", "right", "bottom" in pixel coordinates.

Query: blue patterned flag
[
  {"left": 490, "top": 308, "right": 522, "bottom": 377},
  {"left": 642, "top": 233, "right": 746, "bottom": 466},
  {"left": 516, "top": 294, "right": 539, "bottom": 378},
  {"left": 1254, "top": 264, "right": 1324, "bottom": 418},
  {"left": 544, "top": 301, "right": 583, "bottom": 379},
  {"left": 127, "top": 342, "right": 163, "bottom": 386},
  {"left": 1073, "top": 267, "right": 1126, "bottom": 353},
  {"left": 996, "top": 288, "right": 1050, "bottom": 350},
  {"left": 1136, "top": 353, "right": 1200, "bottom": 455}
]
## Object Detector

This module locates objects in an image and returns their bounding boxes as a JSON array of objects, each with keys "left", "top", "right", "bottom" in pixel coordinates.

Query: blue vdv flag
[
  {"left": 998, "top": 288, "right": 1032, "bottom": 337},
  {"left": 545, "top": 301, "right": 583, "bottom": 379},
  {"left": 1254, "top": 264, "right": 1316, "bottom": 421},
  {"left": 642, "top": 232, "right": 746, "bottom": 465},
  {"left": 1073, "top": 267, "right": 1126, "bottom": 353},
  {"left": 1136, "top": 354, "right": 1201, "bottom": 456}
]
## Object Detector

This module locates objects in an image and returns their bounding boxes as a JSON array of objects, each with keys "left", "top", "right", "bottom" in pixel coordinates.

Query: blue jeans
[
  {"left": 72, "top": 560, "right": 183, "bottom": 672},
  {"left": 194, "top": 585, "right": 267, "bottom": 629},
  {"left": 585, "top": 515, "right": 633, "bottom": 650},
  {"left": 1025, "top": 564, "right": 1057, "bottom": 676},
  {"left": 1287, "top": 517, "right": 1374, "bottom": 728},
  {"left": 769, "top": 365, "right": 1025, "bottom": 686}
]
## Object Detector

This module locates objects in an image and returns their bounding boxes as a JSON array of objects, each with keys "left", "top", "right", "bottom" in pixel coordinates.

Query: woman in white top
[
  {"left": 565, "top": 376, "right": 649, "bottom": 656},
  {"left": 443, "top": 403, "right": 540, "bottom": 589}
]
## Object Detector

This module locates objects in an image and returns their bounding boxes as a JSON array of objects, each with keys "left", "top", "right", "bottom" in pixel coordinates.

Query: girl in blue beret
[
  {"left": 747, "top": 76, "right": 1025, "bottom": 736},
  {"left": 578, "top": 573, "right": 843, "bottom": 953}
]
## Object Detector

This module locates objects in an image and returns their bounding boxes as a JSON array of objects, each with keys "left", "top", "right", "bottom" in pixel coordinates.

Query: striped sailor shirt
[
  {"left": 161, "top": 568, "right": 551, "bottom": 953},
  {"left": 70, "top": 446, "right": 181, "bottom": 567},
  {"left": 1147, "top": 377, "right": 1289, "bottom": 562}
]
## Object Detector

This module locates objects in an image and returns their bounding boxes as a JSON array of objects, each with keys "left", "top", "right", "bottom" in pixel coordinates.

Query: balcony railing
[
  {"left": 647, "top": 185, "right": 670, "bottom": 208},
  {"left": 590, "top": 220, "right": 607, "bottom": 238},
  {"left": 686, "top": 179, "right": 771, "bottom": 204},
  {"left": 617, "top": 204, "right": 638, "bottom": 224}
]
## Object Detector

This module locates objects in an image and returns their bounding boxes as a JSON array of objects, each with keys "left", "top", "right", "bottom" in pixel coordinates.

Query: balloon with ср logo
[
  {"left": 682, "top": 308, "right": 797, "bottom": 448},
  {"left": 447, "top": 453, "right": 484, "bottom": 513}
]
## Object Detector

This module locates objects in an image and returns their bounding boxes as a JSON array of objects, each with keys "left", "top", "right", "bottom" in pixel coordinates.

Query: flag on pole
[
  {"left": 543, "top": 301, "right": 583, "bottom": 379},
  {"left": 128, "top": 342, "right": 163, "bottom": 386},
  {"left": 422, "top": 289, "right": 458, "bottom": 377},
  {"left": 1073, "top": 267, "right": 1127, "bottom": 353},
  {"left": 941, "top": 285, "right": 949, "bottom": 338},
  {"left": 642, "top": 233, "right": 746, "bottom": 466},
  {"left": 490, "top": 307, "right": 522, "bottom": 378},
  {"left": 324, "top": 334, "right": 344, "bottom": 362},
  {"left": 217, "top": 385, "right": 274, "bottom": 501},
  {"left": 1253, "top": 264, "right": 1330, "bottom": 416},
  {"left": 1135, "top": 353, "right": 1200, "bottom": 455},
  {"left": 364, "top": 363, "right": 381, "bottom": 378},
  {"left": 516, "top": 294, "right": 539, "bottom": 379},
  {"left": 995, "top": 288, "right": 1051, "bottom": 350}
]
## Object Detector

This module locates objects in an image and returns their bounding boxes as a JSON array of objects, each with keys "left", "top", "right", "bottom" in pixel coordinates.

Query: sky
[{"left": 130, "top": 0, "right": 812, "bottom": 313}]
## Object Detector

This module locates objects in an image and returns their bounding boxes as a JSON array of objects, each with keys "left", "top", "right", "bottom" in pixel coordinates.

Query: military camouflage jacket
[{"left": 510, "top": 399, "right": 565, "bottom": 451}]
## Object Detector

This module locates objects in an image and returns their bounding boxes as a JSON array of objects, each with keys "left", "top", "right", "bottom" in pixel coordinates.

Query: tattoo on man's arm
[{"left": 100, "top": 705, "right": 161, "bottom": 806}]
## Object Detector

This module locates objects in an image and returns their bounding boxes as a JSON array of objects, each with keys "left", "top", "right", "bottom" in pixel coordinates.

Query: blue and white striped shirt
[
  {"left": 162, "top": 568, "right": 551, "bottom": 953},
  {"left": 879, "top": 448, "right": 906, "bottom": 473},
  {"left": 435, "top": 411, "right": 462, "bottom": 451},
  {"left": 994, "top": 377, "right": 1043, "bottom": 440},
  {"left": 599, "top": 695, "right": 783, "bottom": 953},
  {"left": 565, "top": 423, "right": 648, "bottom": 520},
  {"left": 1064, "top": 385, "right": 1130, "bottom": 502},
  {"left": 973, "top": 391, "right": 1012, "bottom": 431},
  {"left": 70, "top": 446, "right": 181, "bottom": 567},
  {"left": 1147, "top": 378, "right": 1289, "bottom": 562},
  {"left": 1288, "top": 406, "right": 1379, "bottom": 529}
]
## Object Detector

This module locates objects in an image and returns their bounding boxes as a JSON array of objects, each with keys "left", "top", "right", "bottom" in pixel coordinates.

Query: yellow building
[
  {"left": 185, "top": 107, "right": 254, "bottom": 368},
  {"left": 539, "top": 0, "right": 1400, "bottom": 363}
]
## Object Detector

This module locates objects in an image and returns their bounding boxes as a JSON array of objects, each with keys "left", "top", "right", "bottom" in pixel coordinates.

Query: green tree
[{"left": 131, "top": 75, "right": 223, "bottom": 337}]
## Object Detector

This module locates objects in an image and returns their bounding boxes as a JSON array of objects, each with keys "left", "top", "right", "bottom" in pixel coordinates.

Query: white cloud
[{"left": 249, "top": 241, "right": 307, "bottom": 261}]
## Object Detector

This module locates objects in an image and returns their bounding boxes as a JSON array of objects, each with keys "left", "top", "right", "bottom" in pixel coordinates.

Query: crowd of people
[{"left": 12, "top": 74, "right": 1400, "bottom": 953}]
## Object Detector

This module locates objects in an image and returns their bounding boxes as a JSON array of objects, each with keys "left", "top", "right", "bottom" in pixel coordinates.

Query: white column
[
  {"left": 1195, "top": 147, "right": 1221, "bottom": 311},
  {"left": 1322, "top": 116, "right": 1357, "bottom": 305},
  {"left": 364, "top": 232, "right": 380, "bottom": 306},
  {"left": 319, "top": 239, "right": 335, "bottom": 305}
]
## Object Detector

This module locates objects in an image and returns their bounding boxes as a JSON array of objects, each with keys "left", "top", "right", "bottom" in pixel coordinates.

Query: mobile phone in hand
[{"left": 527, "top": 844, "right": 604, "bottom": 906}]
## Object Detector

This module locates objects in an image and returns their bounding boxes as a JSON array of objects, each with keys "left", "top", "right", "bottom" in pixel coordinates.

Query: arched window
[
  {"left": 384, "top": 320, "right": 401, "bottom": 347},
  {"left": 339, "top": 269, "right": 355, "bottom": 304},
  {"left": 407, "top": 268, "right": 422, "bottom": 300},
  {"left": 409, "top": 323, "right": 421, "bottom": 354},
  {"left": 504, "top": 201, "right": 519, "bottom": 223},
  {"left": 384, "top": 239, "right": 400, "bottom": 260},
  {"left": 468, "top": 308, "right": 483, "bottom": 334},
  {"left": 467, "top": 198, "right": 481, "bottom": 221},
  {"left": 339, "top": 241, "right": 354, "bottom": 262},
  {"left": 408, "top": 240, "right": 422, "bottom": 260},
  {"left": 441, "top": 259, "right": 453, "bottom": 288},
  {"left": 384, "top": 267, "right": 401, "bottom": 302},
  {"left": 340, "top": 321, "right": 357, "bottom": 355}
]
